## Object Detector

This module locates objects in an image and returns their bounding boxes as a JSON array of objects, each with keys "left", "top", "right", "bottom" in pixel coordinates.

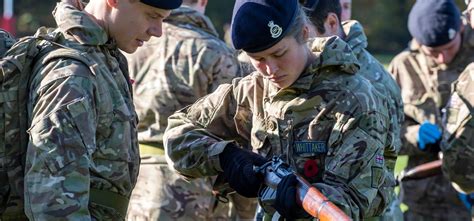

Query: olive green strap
[
  {"left": 139, "top": 143, "right": 164, "bottom": 156},
  {"left": 89, "top": 188, "right": 129, "bottom": 219}
]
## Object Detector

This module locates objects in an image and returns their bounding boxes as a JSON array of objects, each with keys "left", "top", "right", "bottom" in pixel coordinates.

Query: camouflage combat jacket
[
  {"left": 24, "top": 2, "right": 139, "bottom": 220},
  {"left": 126, "top": 6, "right": 240, "bottom": 145},
  {"left": 310, "top": 20, "right": 403, "bottom": 181},
  {"left": 442, "top": 63, "right": 474, "bottom": 194},
  {"left": 165, "top": 36, "right": 394, "bottom": 220},
  {"left": 341, "top": 20, "right": 403, "bottom": 163},
  {"left": 388, "top": 23, "right": 474, "bottom": 217}
]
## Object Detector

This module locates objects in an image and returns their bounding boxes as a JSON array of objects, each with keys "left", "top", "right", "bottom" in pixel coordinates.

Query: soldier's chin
[{"left": 119, "top": 44, "right": 138, "bottom": 54}]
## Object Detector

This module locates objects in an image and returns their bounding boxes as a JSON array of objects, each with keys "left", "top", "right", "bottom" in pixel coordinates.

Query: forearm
[
  {"left": 164, "top": 84, "right": 242, "bottom": 179},
  {"left": 399, "top": 123, "right": 423, "bottom": 155},
  {"left": 164, "top": 115, "right": 232, "bottom": 178},
  {"left": 442, "top": 124, "right": 474, "bottom": 193}
]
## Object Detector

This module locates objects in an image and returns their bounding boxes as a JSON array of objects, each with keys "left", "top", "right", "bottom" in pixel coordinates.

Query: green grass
[
  {"left": 374, "top": 54, "right": 394, "bottom": 69},
  {"left": 394, "top": 155, "right": 409, "bottom": 212}
]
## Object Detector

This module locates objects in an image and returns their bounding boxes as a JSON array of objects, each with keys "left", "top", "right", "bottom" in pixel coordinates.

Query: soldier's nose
[
  {"left": 266, "top": 62, "right": 279, "bottom": 76},
  {"left": 437, "top": 52, "right": 447, "bottom": 64},
  {"left": 148, "top": 23, "right": 163, "bottom": 38}
]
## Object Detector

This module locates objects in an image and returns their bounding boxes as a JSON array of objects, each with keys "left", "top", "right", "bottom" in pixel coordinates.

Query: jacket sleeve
[
  {"left": 441, "top": 71, "right": 474, "bottom": 193},
  {"left": 315, "top": 110, "right": 390, "bottom": 220},
  {"left": 164, "top": 81, "right": 244, "bottom": 179},
  {"left": 387, "top": 56, "right": 428, "bottom": 156},
  {"left": 25, "top": 60, "right": 96, "bottom": 220}
]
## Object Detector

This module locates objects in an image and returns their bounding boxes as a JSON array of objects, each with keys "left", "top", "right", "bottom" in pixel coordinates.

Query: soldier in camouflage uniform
[
  {"left": 441, "top": 63, "right": 474, "bottom": 195},
  {"left": 124, "top": 0, "right": 257, "bottom": 220},
  {"left": 440, "top": 0, "right": 474, "bottom": 198},
  {"left": 388, "top": 0, "right": 474, "bottom": 220},
  {"left": 302, "top": 0, "right": 403, "bottom": 219},
  {"left": 437, "top": 2, "right": 474, "bottom": 216},
  {"left": 164, "top": 0, "right": 395, "bottom": 220},
  {"left": 23, "top": 0, "right": 181, "bottom": 220}
]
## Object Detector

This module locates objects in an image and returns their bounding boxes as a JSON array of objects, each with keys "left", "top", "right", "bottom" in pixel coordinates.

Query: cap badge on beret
[
  {"left": 268, "top": 21, "right": 283, "bottom": 39},
  {"left": 448, "top": 28, "right": 456, "bottom": 40}
]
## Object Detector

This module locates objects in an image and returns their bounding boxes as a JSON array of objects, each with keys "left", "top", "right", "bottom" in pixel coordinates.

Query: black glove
[
  {"left": 273, "top": 174, "right": 310, "bottom": 220},
  {"left": 219, "top": 144, "right": 267, "bottom": 197}
]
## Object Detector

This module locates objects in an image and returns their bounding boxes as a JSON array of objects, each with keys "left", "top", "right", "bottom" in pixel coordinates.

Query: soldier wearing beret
[
  {"left": 22, "top": 0, "right": 181, "bottom": 220},
  {"left": 164, "top": 0, "right": 395, "bottom": 220},
  {"left": 388, "top": 0, "right": 474, "bottom": 220}
]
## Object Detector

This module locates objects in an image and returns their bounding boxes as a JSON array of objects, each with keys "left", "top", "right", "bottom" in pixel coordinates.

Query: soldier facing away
[
  {"left": 388, "top": 0, "right": 474, "bottom": 220},
  {"left": 23, "top": 0, "right": 181, "bottom": 220},
  {"left": 164, "top": 0, "right": 394, "bottom": 220},
  {"left": 124, "top": 0, "right": 257, "bottom": 220}
]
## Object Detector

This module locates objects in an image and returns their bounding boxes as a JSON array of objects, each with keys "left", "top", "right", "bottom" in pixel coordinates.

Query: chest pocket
[
  {"left": 291, "top": 119, "right": 335, "bottom": 183},
  {"left": 445, "top": 92, "right": 472, "bottom": 139},
  {"left": 251, "top": 115, "right": 272, "bottom": 157}
]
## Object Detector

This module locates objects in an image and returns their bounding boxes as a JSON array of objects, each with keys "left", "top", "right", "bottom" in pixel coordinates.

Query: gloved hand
[
  {"left": 273, "top": 174, "right": 310, "bottom": 219},
  {"left": 458, "top": 192, "right": 474, "bottom": 210},
  {"left": 417, "top": 121, "right": 442, "bottom": 151},
  {"left": 219, "top": 144, "right": 267, "bottom": 197}
]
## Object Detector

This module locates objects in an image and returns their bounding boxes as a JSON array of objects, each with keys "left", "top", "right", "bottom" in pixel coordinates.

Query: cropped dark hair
[{"left": 300, "top": 0, "right": 342, "bottom": 34}]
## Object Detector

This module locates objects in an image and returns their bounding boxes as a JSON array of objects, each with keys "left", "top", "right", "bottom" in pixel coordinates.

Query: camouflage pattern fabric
[
  {"left": 388, "top": 22, "right": 474, "bottom": 220},
  {"left": 0, "top": 29, "right": 15, "bottom": 56},
  {"left": 126, "top": 155, "right": 232, "bottom": 221},
  {"left": 124, "top": 6, "right": 256, "bottom": 220},
  {"left": 339, "top": 19, "right": 404, "bottom": 221},
  {"left": 340, "top": 20, "right": 403, "bottom": 160},
  {"left": 310, "top": 22, "right": 403, "bottom": 217},
  {"left": 441, "top": 63, "right": 474, "bottom": 194},
  {"left": 125, "top": 6, "right": 240, "bottom": 144},
  {"left": 164, "top": 36, "right": 395, "bottom": 220},
  {"left": 24, "top": 1, "right": 139, "bottom": 220}
]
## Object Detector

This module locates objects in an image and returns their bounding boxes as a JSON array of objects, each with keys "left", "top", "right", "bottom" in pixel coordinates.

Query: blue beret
[
  {"left": 140, "top": 0, "right": 182, "bottom": 10},
  {"left": 408, "top": 0, "right": 461, "bottom": 47},
  {"left": 231, "top": 0, "right": 298, "bottom": 53}
]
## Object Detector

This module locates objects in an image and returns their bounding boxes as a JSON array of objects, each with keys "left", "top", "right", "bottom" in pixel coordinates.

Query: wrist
[{"left": 219, "top": 144, "right": 240, "bottom": 172}]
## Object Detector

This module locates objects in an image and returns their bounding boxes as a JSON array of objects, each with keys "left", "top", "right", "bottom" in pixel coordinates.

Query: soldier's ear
[
  {"left": 198, "top": 0, "right": 208, "bottom": 8},
  {"left": 321, "top": 12, "right": 340, "bottom": 37},
  {"left": 106, "top": 0, "right": 119, "bottom": 8},
  {"left": 302, "top": 25, "right": 310, "bottom": 42}
]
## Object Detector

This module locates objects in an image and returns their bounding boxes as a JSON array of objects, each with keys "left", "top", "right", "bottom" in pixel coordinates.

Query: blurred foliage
[
  {"left": 2, "top": 0, "right": 466, "bottom": 54},
  {"left": 353, "top": 0, "right": 466, "bottom": 54}
]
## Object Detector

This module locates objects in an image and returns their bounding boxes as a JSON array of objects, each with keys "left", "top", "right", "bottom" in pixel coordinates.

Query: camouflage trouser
[
  {"left": 228, "top": 192, "right": 258, "bottom": 220},
  {"left": 126, "top": 152, "right": 257, "bottom": 221}
]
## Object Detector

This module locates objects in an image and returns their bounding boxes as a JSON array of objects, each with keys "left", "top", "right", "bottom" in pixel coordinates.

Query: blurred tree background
[{"left": 1, "top": 0, "right": 467, "bottom": 56}]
